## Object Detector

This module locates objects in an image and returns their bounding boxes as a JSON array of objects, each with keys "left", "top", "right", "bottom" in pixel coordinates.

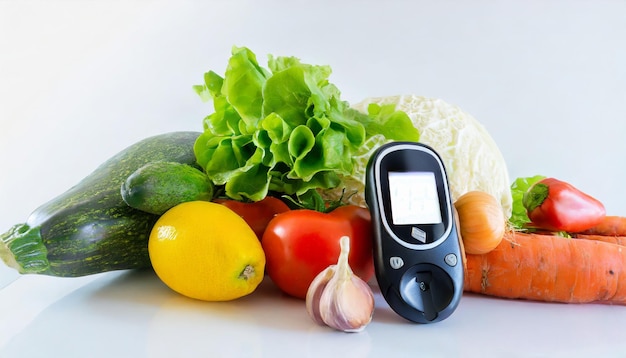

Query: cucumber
[
  {"left": 121, "top": 161, "right": 214, "bottom": 215},
  {"left": 0, "top": 131, "right": 201, "bottom": 277}
]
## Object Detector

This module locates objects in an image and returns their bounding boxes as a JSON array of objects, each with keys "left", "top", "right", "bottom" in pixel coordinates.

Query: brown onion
[{"left": 454, "top": 191, "right": 506, "bottom": 255}]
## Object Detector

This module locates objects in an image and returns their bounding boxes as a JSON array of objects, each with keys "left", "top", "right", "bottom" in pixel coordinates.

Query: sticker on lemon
[{"left": 149, "top": 201, "right": 265, "bottom": 301}]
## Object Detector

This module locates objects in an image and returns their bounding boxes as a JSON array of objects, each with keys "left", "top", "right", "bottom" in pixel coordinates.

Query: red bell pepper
[{"left": 522, "top": 177, "right": 606, "bottom": 233}]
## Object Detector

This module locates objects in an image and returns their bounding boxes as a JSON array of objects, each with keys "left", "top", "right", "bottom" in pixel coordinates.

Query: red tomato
[
  {"left": 214, "top": 196, "right": 290, "bottom": 240},
  {"left": 262, "top": 205, "right": 375, "bottom": 299}
]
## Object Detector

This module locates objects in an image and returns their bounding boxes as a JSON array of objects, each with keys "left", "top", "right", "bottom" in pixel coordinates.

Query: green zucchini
[
  {"left": 0, "top": 131, "right": 201, "bottom": 277},
  {"left": 121, "top": 161, "right": 214, "bottom": 215}
]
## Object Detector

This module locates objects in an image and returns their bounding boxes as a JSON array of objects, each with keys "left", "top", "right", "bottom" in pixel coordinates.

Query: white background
[{"left": 1, "top": 1, "right": 626, "bottom": 356}]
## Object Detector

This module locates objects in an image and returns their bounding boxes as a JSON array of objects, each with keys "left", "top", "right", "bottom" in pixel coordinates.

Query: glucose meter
[{"left": 365, "top": 142, "right": 463, "bottom": 323}]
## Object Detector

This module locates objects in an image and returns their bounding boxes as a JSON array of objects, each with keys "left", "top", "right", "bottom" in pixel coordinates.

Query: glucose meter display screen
[{"left": 388, "top": 171, "right": 443, "bottom": 225}]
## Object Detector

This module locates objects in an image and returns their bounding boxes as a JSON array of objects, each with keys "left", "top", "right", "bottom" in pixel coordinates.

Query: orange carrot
[
  {"left": 464, "top": 231, "right": 626, "bottom": 305},
  {"left": 577, "top": 216, "right": 626, "bottom": 236},
  {"left": 572, "top": 234, "right": 626, "bottom": 246}
]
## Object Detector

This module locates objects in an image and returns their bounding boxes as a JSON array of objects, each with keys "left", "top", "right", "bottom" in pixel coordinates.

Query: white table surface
[{"left": 2, "top": 1, "right": 626, "bottom": 357}]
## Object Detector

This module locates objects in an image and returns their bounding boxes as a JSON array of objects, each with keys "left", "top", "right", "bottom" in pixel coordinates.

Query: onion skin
[{"left": 454, "top": 191, "right": 506, "bottom": 255}]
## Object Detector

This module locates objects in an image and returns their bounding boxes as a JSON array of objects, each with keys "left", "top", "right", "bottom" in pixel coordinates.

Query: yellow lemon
[{"left": 148, "top": 201, "right": 265, "bottom": 301}]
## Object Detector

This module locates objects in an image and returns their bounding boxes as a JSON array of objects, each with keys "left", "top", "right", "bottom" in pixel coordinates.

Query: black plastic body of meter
[{"left": 365, "top": 142, "right": 463, "bottom": 324}]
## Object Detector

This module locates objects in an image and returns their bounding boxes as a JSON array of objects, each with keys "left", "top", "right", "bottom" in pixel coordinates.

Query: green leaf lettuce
[
  {"left": 509, "top": 175, "right": 546, "bottom": 229},
  {"left": 193, "top": 46, "right": 420, "bottom": 201}
]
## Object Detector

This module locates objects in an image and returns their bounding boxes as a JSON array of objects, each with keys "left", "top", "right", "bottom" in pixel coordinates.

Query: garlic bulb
[{"left": 305, "top": 236, "right": 375, "bottom": 332}]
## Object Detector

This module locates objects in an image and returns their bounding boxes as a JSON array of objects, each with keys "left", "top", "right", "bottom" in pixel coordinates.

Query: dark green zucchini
[
  {"left": 121, "top": 161, "right": 214, "bottom": 215},
  {"left": 0, "top": 131, "right": 201, "bottom": 277}
]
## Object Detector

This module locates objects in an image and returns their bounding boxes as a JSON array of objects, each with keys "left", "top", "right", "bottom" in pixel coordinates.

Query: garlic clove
[
  {"left": 319, "top": 273, "right": 375, "bottom": 332},
  {"left": 305, "top": 265, "right": 336, "bottom": 326},
  {"left": 305, "top": 235, "right": 375, "bottom": 332}
]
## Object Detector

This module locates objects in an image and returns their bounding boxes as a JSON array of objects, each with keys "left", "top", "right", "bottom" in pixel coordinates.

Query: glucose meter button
[
  {"left": 444, "top": 253, "right": 458, "bottom": 267},
  {"left": 390, "top": 256, "right": 404, "bottom": 269},
  {"left": 411, "top": 227, "right": 427, "bottom": 243}
]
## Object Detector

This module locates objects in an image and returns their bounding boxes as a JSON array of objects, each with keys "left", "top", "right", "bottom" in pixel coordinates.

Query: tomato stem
[{"left": 282, "top": 188, "right": 357, "bottom": 213}]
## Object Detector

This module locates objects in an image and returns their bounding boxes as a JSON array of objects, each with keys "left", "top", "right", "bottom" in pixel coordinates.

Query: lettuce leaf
[
  {"left": 193, "top": 46, "right": 420, "bottom": 201},
  {"left": 509, "top": 175, "right": 546, "bottom": 229}
]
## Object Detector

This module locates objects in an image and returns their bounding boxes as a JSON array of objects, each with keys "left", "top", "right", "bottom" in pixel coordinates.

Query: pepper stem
[{"left": 522, "top": 183, "right": 549, "bottom": 212}]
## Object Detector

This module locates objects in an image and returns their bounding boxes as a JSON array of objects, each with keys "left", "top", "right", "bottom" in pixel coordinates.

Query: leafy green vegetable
[
  {"left": 509, "top": 175, "right": 546, "bottom": 229},
  {"left": 193, "top": 46, "right": 420, "bottom": 202}
]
